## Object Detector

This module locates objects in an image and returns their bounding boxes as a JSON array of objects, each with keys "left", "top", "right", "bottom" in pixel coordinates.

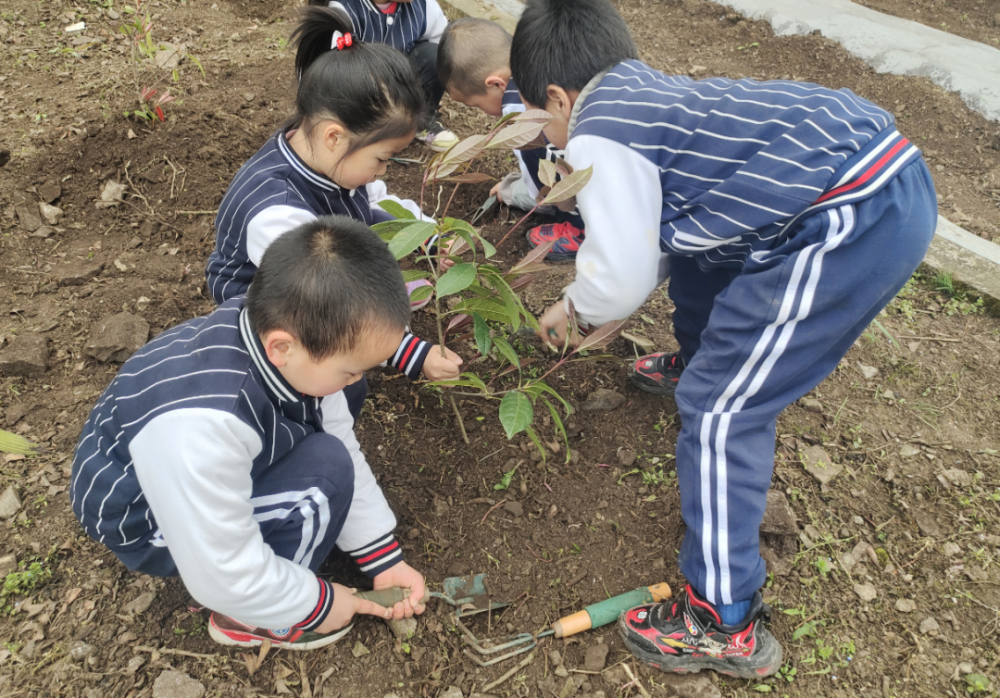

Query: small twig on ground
[
  {"left": 622, "top": 662, "right": 652, "bottom": 698},
  {"left": 480, "top": 499, "right": 507, "bottom": 525},
  {"left": 175, "top": 210, "right": 218, "bottom": 215},
  {"left": 133, "top": 645, "right": 217, "bottom": 659},
  {"left": 479, "top": 651, "right": 535, "bottom": 693}
]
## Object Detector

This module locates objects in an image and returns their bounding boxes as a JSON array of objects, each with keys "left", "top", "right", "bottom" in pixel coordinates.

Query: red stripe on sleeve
[{"left": 356, "top": 541, "right": 399, "bottom": 565}]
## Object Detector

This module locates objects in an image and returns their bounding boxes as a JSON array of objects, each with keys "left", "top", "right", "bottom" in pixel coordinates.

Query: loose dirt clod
[{"left": 0, "top": 334, "right": 49, "bottom": 377}]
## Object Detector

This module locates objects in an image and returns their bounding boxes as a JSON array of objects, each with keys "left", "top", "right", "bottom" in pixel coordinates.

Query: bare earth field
[{"left": 0, "top": 0, "right": 999, "bottom": 697}]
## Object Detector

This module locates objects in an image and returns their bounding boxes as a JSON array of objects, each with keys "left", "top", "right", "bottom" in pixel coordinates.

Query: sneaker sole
[
  {"left": 629, "top": 371, "right": 679, "bottom": 397},
  {"left": 618, "top": 619, "right": 783, "bottom": 679},
  {"left": 208, "top": 622, "right": 353, "bottom": 651}
]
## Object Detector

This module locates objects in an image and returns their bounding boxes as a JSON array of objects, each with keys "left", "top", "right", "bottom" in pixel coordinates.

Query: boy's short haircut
[
  {"left": 438, "top": 17, "right": 512, "bottom": 96},
  {"left": 510, "top": 0, "right": 638, "bottom": 108},
  {"left": 246, "top": 215, "right": 411, "bottom": 359}
]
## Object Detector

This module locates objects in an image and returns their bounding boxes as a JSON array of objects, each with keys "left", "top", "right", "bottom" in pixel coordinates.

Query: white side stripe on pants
[
  {"left": 251, "top": 487, "right": 331, "bottom": 569},
  {"left": 698, "top": 204, "right": 856, "bottom": 605}
]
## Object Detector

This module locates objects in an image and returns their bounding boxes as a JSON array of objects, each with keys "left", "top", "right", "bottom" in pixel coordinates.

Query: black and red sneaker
[
  {"left": 525, "top": 221, "right": 584, "bottom": 262},
  {"left": 618, "top": 585, "right": 782, "bottom": 679},
  {"left": 630, "top": 352, "right": 685, "bottom": 396}
]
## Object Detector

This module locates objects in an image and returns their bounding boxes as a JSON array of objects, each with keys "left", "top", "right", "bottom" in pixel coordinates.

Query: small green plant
[
  {"left": 0, "top": 429, "right": 38, "bottom": 455},
  {"left": 120, "top": 0, "right": 203, "bottom": 123},
  {"left": 2, "top": 560, "right": 53, "bottom": 612},
  {"left": 376, "top": 111, "right": 623, "bottom": 462},
  {"left": 493, "top": 463, "right": 519, "bottom": 491}
]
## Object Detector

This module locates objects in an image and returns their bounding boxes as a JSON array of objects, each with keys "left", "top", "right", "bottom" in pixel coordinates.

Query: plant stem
[
  {"left": 442, "top": 182, "right": 462, "bottom": 220},
  {"left": 495, "top": 204, "right": 541, "bottom": 249}
]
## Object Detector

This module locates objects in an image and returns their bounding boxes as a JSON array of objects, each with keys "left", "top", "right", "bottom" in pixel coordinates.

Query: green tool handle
[
  {"left": 354, "top": 587, "right": 430, "bottom": 608},
  {"left": 552, "top": 582, "right": 672, "bottom": 638}
]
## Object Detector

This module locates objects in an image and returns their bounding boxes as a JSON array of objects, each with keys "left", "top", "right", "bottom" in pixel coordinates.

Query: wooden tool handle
[{"left": 552, "top": 583, "right": 672, "bottom": 638}]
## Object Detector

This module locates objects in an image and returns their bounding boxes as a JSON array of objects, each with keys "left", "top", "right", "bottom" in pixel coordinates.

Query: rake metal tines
[{"left": 456, "top": 616, "right": 556, "bottom": 667}]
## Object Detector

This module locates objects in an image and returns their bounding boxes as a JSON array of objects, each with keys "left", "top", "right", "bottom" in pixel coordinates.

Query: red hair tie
[{"left": 335, "top": 32, "right": 353, "bottom": 50}]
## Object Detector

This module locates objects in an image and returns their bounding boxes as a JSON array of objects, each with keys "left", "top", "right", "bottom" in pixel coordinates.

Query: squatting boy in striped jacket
[
  {"left": 72, "top": 217, "right": 427, "bottom": 650},
  {"left": 515, "top": 0, "right": 937, "bottom": 679}
]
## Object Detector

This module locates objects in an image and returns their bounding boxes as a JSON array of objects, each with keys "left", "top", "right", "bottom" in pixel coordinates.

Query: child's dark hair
[
  {"left": 510, "top": 0, "right": 638, "bottom": 108},
  {"left": 438, "top": 18, "right": 512, "bottom": 97},
  {"left": 247, "top": 216, "right": 411, "bottom": 359},
  {"left": 290, "top": 6, "right": 426, "bottom": 154}
]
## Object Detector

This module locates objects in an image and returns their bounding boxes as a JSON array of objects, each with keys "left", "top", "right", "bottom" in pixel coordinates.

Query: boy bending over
[
  {"left": 438, "top": 17, "right": 586, "bottom": 262},
  {"left": 515, "top": 0, "right": 936, "bottom": 678},
  {"left": 71, "top": 217, "right": 426, "bottom": 649}
]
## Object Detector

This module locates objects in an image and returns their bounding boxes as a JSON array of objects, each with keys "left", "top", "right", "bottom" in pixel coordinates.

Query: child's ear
[
  {"left": 321, "top": 122, "right": 348, "bottom": 153},
  {"left": 262, "top": 330, "right": 297, "bottom": 367},
  {"left": 546, "top": 85, "right": 576, "bottom": 119},
  {"left": 485, "top": 74, "right": 507, "bottom": 92}
]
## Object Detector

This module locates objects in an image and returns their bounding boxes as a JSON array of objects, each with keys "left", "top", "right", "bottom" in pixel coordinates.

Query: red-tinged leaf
[
  {"left": 446, "top": 314, "right": 473, "bottom": 334},
  {"left": 515, "top": 136, "right": 547, "bottom": 151},
  {"left": 575, "top": 318, "right": 629, "bottom": 352},
  {"left": 508, "top": 262, "right": 549, "bottom": 276},
  {"left": 537, "top": 160, "right": 557, "bottom": 188},
  {"left": 508, "top": 273, "right": 536, "bottom": 291},
  {"left": 141, "top": 86, "right": 156, "bottom": 101},
  {"left": 487, "top": 121, "right": 547, "bottom": 150},
  {"left": 157, "top": 90, "right": 175, "bottom": 105},
  {"left": 510, "top": 239, "right": 556, "bottom": 273},
  {"left": 427, "top": 160, "right": 462, "bottom": 181},
  {"left": 441, "top": 172, "right": 494, "bottom": 184},
  {"left": 439, "top": 134, "right": 490, "bottom": 166},
  {"left": 513, "top": 108, "right": 554, "bottom": 124},
  {"left": 541, "top": 166, "right": 593, "bottom": 205},
  {"left": 154, "top": 106, "right": 165, "bottom": 121}
]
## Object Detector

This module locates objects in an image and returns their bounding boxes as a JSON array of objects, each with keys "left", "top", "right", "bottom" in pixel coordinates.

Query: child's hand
[
  {"left": 373, "top": 562, "right": 427, "bottom": 620},
  {"left": 537, "top": 301, "right": 582, "bottom": 350},
  {"left": 421, "top": 345, "right": 463, "bottom": 381},
  {"left": 438, "top": 238, "right": 459, "bottom": 272},
  {"left": 489, "top": 181, "right": 503, "bottom": 198},
  {"left": 315, "top": 582, "right": 392, "bottom": 635}
]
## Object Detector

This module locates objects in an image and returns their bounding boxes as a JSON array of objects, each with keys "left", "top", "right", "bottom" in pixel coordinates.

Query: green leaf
[
  {"left": 541, "top": 165, "right": 593, "bottom": 205},
  {"left": 542, "top": 398, "right": 570, "bottom": 463},
  {"left": 387, "top": 221, "right": 437, "bottom": 260},
  {"left": 377, "top": 200, "right": 416, "bottom": 220},
  {"left": 0, "top": 429, "right": 38, "bottom": 456},
  {"left": 524, "top": 424, "right": 546, "bottom": 462},
  {"left": 473, "top": 312, "right": 492, "bottom": 357},
  {"left": 493, "top": 462, "right": 519, "bottom": 490},
  {"left": 436, "top": 263, "right": 476, "bottom": 297},
  {"left": 492, "top": 336, "right": 519, "bottom": 370},
  {"left": 751, "top": 685, "right": 772, "bottom": 693},
  {"left": 964, "top": 674, "right": 991, "bottom": 692},
  {"left": 533, "top": 380, "right": 573, "bottom": 416},
  {"left": 791, "top": 620, "right": 821, "bottom": 641},
  {"left": 407, "top": 283, "right": 434, "bottom": 304},
  {"left": 401, "top": 270, "right": 431, "bottom": 282},
  {"left": 499, "top": 391, "right": 533, "bottom": 439}
]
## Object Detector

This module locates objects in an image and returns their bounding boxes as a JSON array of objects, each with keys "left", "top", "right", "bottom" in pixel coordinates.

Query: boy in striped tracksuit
[
  {"left": 72, "top": 217, "right": 427, "bottom": 650},
  {"left": 437, "top": 17, "right": 586, "bottom": 261},
  {"left": 312, "top": 0, "right": 458, "bottom": 152},
  {"left": 515, "top": 0, "right": 936, "bottom": 678}
]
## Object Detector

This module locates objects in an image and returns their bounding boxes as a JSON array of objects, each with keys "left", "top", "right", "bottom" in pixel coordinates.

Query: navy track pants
[{"left": 668, "top": 159, "right": 937, "bottom": 605}]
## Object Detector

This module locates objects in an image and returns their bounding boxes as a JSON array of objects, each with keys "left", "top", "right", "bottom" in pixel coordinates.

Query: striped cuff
[
  {"left": 295, "top": 578, "right": 334, "bottom": 631},
  {"left": 348, "top": 533, "right": 405, "bottom": 578},
  {"left": 389, "top": 333, "right": 431, "bottom": 380}
]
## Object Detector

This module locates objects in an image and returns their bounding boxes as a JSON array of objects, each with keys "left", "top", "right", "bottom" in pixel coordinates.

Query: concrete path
[
  {"left": 439, "top": 0, "right": 1000, "bottom": 306},
  {"left": 716, "top": 0, "right": 1000, "bottom": 124}
]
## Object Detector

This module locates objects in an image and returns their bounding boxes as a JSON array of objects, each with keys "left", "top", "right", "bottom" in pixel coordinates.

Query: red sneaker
[
  {"left": 208, "top": 612, "right": 352, "bottom": 651},
  {"left": 630, "top": 352, "right": 685, "bottom": 397},
  {"left": 525, "top": 221, "right": 585, "bottom": 262}
]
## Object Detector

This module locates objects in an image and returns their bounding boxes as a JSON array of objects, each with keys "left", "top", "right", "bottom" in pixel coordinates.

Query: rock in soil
[
  {"left": 854, "top": 583, "right": 877, "bottom": 602},
  {"left": 800, "top": 397, "right": 823, "bottom": 413},
  {"left": 69, "top": 641, "right": 94, "bottom": 662},
  {"left": 581, "top": 389, "right": 626, "bottom": 412},
  {"left": 85, "top": 313, "right": 150, "bottom": 362},
  {"left": 0, "top": 553, "right": 17, "bottom": 577},
  {"left": 37, "top": 202, "right": 63, "bottom": 225},
  {"left": 54, "top": 260, "right": 104, "bottom": 287},
  {"left": 659, "top": 673, "right": 723, "bottom": 698},
  {"left": 152, "top": 670, "right": 206, "bottom": 698},
  {"left": 940, "top": 468, "right": 973, "bottom": 487},
  {"left": 617, "top": 448, "right": 637, "bottom": 466},
  {"left": 899, "top": 443, "right": 921, "bottom": 458},
  {"left": 15, "top": 202, "right": 43, "bottom": 232},
  {"left": 919, "top": 617, "right": 940, "bottom": 635},
  {"left": 913, "top": 509, "right": 942, "bottom": 537},
  {"left": 504, "top": 500, "right": 524, "bottom": 518},
  {"left": 895, "top": 599, "right": 916, "bottom": 613},
  {"left": 0, "top": 488, "right": 20, "bottom": 520},
  {"left": 439, "top": 688, "right": 464, "bottom": 698},
  {"left": 800, "top": 445, "right": 843, "bottom": 485},
  {"left": 583, "top": 643, "right": 610, "bottom": 672},
  {"left": 387, "top": 617, "right": 417, "bottom": 640},
  {"left": 123, "top": 592, "right": 156, "bottom": 615},
  {"left": 352, "top": 641, "right": 370, "bottom": 658},
  {"left": 0, "top": 333, "right": 49, "bottom": 377},
  {"left": 37, "top": 181, "right": 61, "bottom": 204},
  {"left": 760, "top": 490, "right": 798, "bottom": 535}
]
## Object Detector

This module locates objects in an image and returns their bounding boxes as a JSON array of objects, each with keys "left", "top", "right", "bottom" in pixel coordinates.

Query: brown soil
[{"left": 0, "top": 1, "right": 999, "bottom": 698}]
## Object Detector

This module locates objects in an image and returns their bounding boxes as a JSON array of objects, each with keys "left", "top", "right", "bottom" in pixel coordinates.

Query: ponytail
[{"left": 289, "top": 6, "right": 426, "bottom": 154}]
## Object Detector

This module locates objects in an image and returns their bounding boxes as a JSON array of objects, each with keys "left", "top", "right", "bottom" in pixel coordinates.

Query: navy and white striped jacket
[
  {"left": 561, "top": 60, "right": 920, "bottom": 327},
  {"left": 70, "top": 299, "right": 403, "bottom": 629},
  {"left": 206, "top": 131, "right": 431, "bottom": 379},
  {"left": 329, "top": 0, "right": 447, "bottom": 54}
]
